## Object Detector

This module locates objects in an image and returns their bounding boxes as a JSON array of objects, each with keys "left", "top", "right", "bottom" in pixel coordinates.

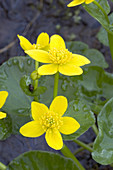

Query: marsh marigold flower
[
  {"left": 20, "top": 96, "right": 80, "bottom": 150},
  {"left": 0, "top": 91, "right": 8, "bottom": 119},
  {"left": 68, "top": 0, "right": 94, "bottom": 7},
  {"left": 17, "top": 32, "right": 49, "bottom": 51},
  {"left": 25, "top": 34, "right": 90, "bottom": 76}
]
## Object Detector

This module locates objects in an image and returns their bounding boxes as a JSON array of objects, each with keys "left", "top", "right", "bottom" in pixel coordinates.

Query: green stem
[
  {"left": 61, "top": 144, "right": 85, "bottom": 170},
  {"left": 74, "top": 143, "right": 93, "bottom": 155},
  {"left": 0, "top": 162, "right": 7, "bottom": 170},
  {"left": 34, "top": 61, "right": 39, "bottom": 90},
  {"left": 73, "top": 139, "right": 93, "bottom": 153},
  {"left": 92, "top": 124, "right": 98, "bottom": 136},
  {"left": 108, "top": 32, "right": 113, "bottom": 61},
  {"left": 93, "top": 1, "right": 113, "bottom": 60},
  {"left": 53, "top": 72, "right": 59, "bottom": 99},
  {"left": 33, "top": 61, "right": 39, "bottom": 102},
  {"left": 93, "top": 1, "right": 109, "bottom": 24}
]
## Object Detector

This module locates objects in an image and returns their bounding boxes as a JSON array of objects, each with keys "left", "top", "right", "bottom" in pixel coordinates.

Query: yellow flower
[
  {"left": 68, "top": 0, "right": 94, "bottom": 7},
  {"left": 20, "top": 96, "right": 80, "bottom": 150},
  {"left": 17, "top": 32, "right": 49, "bottom": 51},
  {"left": 25, "top": 34, "right": 90, "bottom": 76},
  {"left": 0, "top": 91, "right": 8, "bottom": 119}
]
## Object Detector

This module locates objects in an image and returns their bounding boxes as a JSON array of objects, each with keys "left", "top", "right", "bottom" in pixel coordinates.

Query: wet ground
[{"left": 0, "top": 0, "right": 113, "bottom": 169}]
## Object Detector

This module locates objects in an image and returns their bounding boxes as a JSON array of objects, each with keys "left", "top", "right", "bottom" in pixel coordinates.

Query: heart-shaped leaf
[{"left": 92, "top": 98, "right": 113, "bottom": 165}]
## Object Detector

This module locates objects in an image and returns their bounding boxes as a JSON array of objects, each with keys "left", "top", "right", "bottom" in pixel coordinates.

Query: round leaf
[
  {"left": 92, "top": 98, "right": 113, "bottom": 165},
  {"left": 7, "top": 150, "right": 79, "bottom": 170}
]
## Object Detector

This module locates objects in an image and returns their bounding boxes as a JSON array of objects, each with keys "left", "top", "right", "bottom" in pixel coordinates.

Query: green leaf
[
  {"left": 0, "top": 41, "right": 110, "bottom": 138},
  {"left": 98, "top": 0, "right": 110, "bottom": 14},
  {"left": 7, "top": 151, "right": 79, "bottom": 170},
  {"left": 0, "top": 57, "right": 47, "bottom": 136},
  {"left": 0, "top": 56, "right": 96, "bottom": 139},
  {"left": 62, "top": 99, "right": 95, "bottom": 140},
  {"left": 78, "top": 66, "right": 113, "bottom": 113},
  {"left": 0, "top": 57, "right": 34, "bottom": 134},
  {"left": 97, "top": 27, "right": 108, "bottom": 46},
  {"left": 83, "top": 49, "right": 108, "bottom": 68},
  {"left": 20, "top": 75, "right": 46, "bottom": 96},
  {"left": 97, "top": 13, "right": 113, "bottom": 46},
  {"left": 0, "top": 115, "right": 12, "bottom": 140},
  {"left": 66, "top": 41, "right": 88, "bottom": 54},
  {"left": 83, "top": 0, "right": 113, "bottom": 35},
  {"left": 92, "top": 98, "right": 113, "bottom": 165},
  {"left": 66, "top": 41, "right": 108, "bottom": 68}
]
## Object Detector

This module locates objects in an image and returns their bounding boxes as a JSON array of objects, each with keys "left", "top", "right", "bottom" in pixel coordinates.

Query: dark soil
[{"left": 0, "top": 0, "right": 113, "bottom": 169}]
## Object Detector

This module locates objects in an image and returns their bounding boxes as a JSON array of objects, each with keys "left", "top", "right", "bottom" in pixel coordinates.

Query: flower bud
[{"left": 30, "top": 70, "right": 41, "bottom": 80}]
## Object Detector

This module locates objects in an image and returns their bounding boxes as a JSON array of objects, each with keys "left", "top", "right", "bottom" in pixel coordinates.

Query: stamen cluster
[
  {"left": 49, "top": 48, "right": 72, "bottom": 65},
  {"left": 39, "top": 111, "right": 63, "bottom": 131}
]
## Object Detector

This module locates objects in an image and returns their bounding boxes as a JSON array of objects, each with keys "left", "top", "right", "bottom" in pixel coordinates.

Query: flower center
[
  {"left": 40, "top": 111, "right": 63, "bottom": 131},
  {"left": 49, "top": 48, "right": 72, "bottom": 65}
]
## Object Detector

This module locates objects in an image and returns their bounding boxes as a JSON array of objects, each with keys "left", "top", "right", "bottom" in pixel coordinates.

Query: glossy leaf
[
  {"left": 97, "top": 13, "right": 113, "bottom": 46},
  {"left": 0, "top": 115, "right": 12, "bottom": 140},
  {"left": 92, "top": 98, "right": 113, "bottom": 165},
  {"left": 66, "top": 41, "right": 108, "bottom": 68},
  {"left": 62, "top": 100, "right": 95, "bottom": 140},
  {"left": 83, "top": 0, "right": 113, "bottom": 35},
  {"left": 0, "top": 41, "right": 111, "bottom": 139},
  {"left": 98, "top": 0, "right": 110, "bottom": 14},
  {"left": 7, "top": 150, "right": 79, "bottom": 170},
  {"left": 0, "top": 57, "right": 34, "bottom": 135}
]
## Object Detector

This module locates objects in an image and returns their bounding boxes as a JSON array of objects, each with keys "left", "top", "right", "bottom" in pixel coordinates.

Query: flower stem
[
  {"left": 74, "top": 143, "right": 93, "bottom": 155},
  {"left": 108, "top": 32, "right": 113, "bottom": 61},
  {"left": 93, "top": 1, "right": 113, "bottom": 60},
  {"left": 53, "top": 72, "right": 59, "bottom": 99},
  {"left": 73, "top": 139, "right": 93, "bottom": 153},
  {"left": 60, "top": 144, "right": 85, "bottom": 170},
  {"left": 34, "top": 61, "right": 39, "bottom": 90},
  {"left": 0, "top": 162, "right": 7, "bottom": 170},
  {"left": 92, "top": 124, "right": 98, "bottom": 136},
  {"left": 93, "top": 1, "right": 109, "bottom": 24}
]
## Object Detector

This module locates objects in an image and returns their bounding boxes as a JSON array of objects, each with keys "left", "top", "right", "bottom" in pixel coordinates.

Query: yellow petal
[
  {"left": 59, "top": 117, "right": 80, "bottom": 135},
  {"left": 59, "top": 64, "right": 83, "bottom": 76},
  {"left": 50, "top": 96, "right": 68, "bottom": 116},
  {"left": 17, "top": 35, "right": 34, "bottom": 50},
  {"left": 0, "top": 91, "right": 8, "bottom": 108},
  {"left": 69, "top": 54, "right": 90, "bottom": 66},
  {"left": 0, "top": 112, "right": 6, "bottom": 119},
  {"left": 45, "top": 128, "right": 63, "bottom": 150},
  {"left": 25, "top": 50, "right": 52, "bottom": 63},
  {"left": 36, "top": 32, "right": 49, "bottom": 49},
  {"left": 20, "top": 121, "right": 45, "bottom": 137},
  {"left": 85, "top": 0, "right": 94, "bottom": 4},
  {"left": 67, "top": 0, "right": 85, "bottom": 7},
  {"left": 50, "top": 35, "right": 66, "bottom": 50},
  {"left": 38, "top": 64, "right": 58, "bottom": 75},
  {"left": 31, "top": 101, "right": 48, "bottom": 120}
]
